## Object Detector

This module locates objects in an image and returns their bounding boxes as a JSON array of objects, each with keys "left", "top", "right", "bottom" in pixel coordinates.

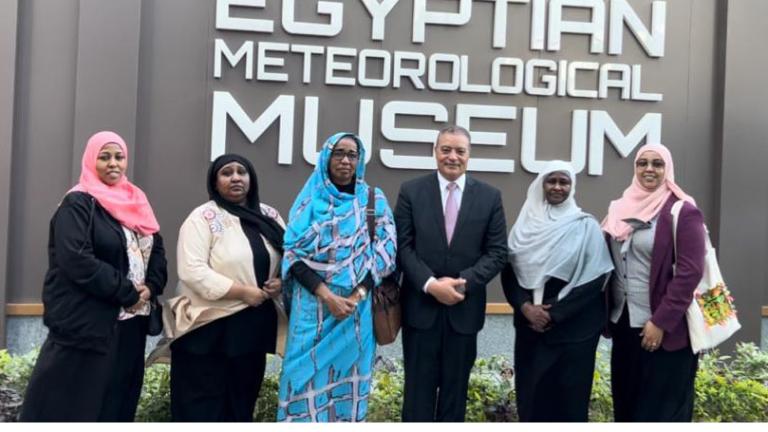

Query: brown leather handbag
[{"left": 366, "top": 187, "right": 401, "bottom": 345}]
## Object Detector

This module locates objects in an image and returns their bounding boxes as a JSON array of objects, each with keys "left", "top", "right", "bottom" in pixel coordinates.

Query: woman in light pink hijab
[
  {"left": 602, "top": 143, "right": 694, "bottom": 241},
  {"left": 21, "top": 131, "right": 167, "bottom": 422},
  {"left": 602, "top": 143, "right": 705, "bottom": 422}
]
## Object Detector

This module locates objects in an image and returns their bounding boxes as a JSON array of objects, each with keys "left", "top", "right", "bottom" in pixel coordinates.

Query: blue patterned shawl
[{"left": 278, "top": 133, "right": 397, "bottom": 419}]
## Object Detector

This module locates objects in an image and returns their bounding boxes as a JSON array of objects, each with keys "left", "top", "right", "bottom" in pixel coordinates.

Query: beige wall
[{"left": 1, "top": 0, "right": 766, "bottom": 346}]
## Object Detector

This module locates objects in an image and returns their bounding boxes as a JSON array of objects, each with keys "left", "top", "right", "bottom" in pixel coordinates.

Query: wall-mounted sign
[{"left": 211, "top": 0, "right": 667, "bottom": 175}]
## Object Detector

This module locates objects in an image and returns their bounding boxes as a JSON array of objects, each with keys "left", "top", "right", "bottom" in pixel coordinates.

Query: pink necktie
[{"left": 445, "top": 182, "right": 458, "bottom": 244}]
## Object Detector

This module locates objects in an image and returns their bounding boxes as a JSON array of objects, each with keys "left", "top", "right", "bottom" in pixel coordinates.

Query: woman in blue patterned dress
[{"left": 277, "top": 132, "right": 397, "bottom": 422}]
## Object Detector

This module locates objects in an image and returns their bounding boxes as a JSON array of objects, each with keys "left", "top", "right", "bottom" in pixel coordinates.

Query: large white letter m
[{"left": 210, "top": 91, "right": 294, "bottom": 164}]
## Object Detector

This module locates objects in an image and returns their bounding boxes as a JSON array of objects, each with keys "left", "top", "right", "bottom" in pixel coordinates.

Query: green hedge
[{"left": 2, "top": 343, "right": 767, "bottom": 422}]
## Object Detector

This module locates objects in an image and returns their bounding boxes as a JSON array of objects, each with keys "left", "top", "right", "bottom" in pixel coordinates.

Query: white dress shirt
[
  {"left": 437, "top": 171, "right": 466, "bottom": 212},
  {"left": 423, "top": 172, "right": 467, "bottom": 293}
]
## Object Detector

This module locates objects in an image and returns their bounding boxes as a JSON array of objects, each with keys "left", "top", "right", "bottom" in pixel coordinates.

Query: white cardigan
[{"left": 161, "top": 200, "right": 287, "bottom": 357}]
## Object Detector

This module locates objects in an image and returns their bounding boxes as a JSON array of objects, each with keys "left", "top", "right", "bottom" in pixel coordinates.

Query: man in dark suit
[{"left": 394, "top": 125, "right": 508, "bottom": 421}]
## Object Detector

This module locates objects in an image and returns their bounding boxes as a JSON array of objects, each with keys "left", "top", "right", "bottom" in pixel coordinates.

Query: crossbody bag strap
[
  {"left": 366, "top": 186, "right": 376, "bottom": 242},
  {"left": 671, "top": 199, "right": 714, "bottom": 262},
  {"left": 670, "top": 199, "right": 685, "bottom": 272}
]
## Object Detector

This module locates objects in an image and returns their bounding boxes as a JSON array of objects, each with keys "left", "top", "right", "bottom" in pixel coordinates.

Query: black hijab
[{"left": 207, "top": 154, "right": 284, "bottom": 253}]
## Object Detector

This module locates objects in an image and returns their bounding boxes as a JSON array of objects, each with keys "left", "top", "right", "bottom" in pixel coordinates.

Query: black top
[
  {"left": 42, "top": 192, "right": 167, "bottom": 353},
  {"left": 290, "top": 265, "right": 374, "bottom": 294},
  {"left": 288, "top": 179, "right": 374, "bottom": 295},
  {"left": 334, "top": 180, "right": 355, "bottom": 195},
  {"left": 172, "top": 219, "right": 277, "bottom": 357},
  {"left": 501, "top": 263, "right": 607, "bottom": 344},
  {"left": 242, "top": 220, "right": 270, "bottom": 287}
]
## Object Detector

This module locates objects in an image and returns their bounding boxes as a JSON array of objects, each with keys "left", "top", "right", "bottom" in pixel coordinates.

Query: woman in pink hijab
[
  {"left": 602, "top": 143, "right": 706, "bottom": 422},
  {"left": 20, "top": 131, "right": 167, "bottom": 422}
]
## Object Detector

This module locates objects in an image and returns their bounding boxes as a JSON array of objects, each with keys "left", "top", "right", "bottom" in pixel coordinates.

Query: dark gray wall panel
[
  {"left": 71, "top": 0, "right": 142, "bottom": 180},
  {"left": 8, "top": 0, "right": 79, "bottom": 303},
  {"left": 718, "top": 0, "right": 768, "bottom": 345},
  {"left": 0, "top": 0, "right": 19, "bottom": 345},
  {"left": 2, "top": 0, "right": 765, "bottom": 345},
  {"left": 133, "top": 0, "right": 217, "bottom": 288}
]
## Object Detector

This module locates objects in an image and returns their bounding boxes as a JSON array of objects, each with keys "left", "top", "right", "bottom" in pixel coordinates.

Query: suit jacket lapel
[
  {"left": 428, "top": 173, "right": 449, "bottom": 246},
  {"left": 451, "top": 176, "right": 477, "bottom": 247}
]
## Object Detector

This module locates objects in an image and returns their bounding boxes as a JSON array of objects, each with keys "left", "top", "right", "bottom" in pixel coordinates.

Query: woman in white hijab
[{"left": 501, "top": 161, "right": 613, "bottom": 422}]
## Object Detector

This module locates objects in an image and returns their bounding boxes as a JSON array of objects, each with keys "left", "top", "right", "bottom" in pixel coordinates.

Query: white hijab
[{"left": 508, "top": 161, "right": 614, "bottom": 304}]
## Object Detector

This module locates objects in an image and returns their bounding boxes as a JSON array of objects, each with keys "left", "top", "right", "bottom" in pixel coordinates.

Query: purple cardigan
[{"left": 609, "top": 195, "right": 706, "bottom": 351}]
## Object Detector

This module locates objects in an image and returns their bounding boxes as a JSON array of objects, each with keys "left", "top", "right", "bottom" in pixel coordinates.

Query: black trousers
[
  {"left": 170, "top": 347, "right": 267, "bottom": 422},
  {"left": 20, "top": 317, "right": 147, "bottom": 422},
  {"left": 514, "top": 328, "right": 600, "bottom": 422},
  {"left": 611, "top": 310, "right": 698, "bottom": 422},
  {"left": 401, "top": 309, "right": 478, "bottom": 422}
]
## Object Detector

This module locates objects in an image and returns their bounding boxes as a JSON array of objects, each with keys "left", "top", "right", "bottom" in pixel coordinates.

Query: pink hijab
[
  {"left": 69, "top": 131, "right": 160, "bottom": 236},
  {"left": 602, "top": 143, "right": 694, "bottom": 241}
]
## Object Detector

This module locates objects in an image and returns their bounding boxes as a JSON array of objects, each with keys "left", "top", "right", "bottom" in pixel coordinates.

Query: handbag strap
[
  {"left": 670, "top": 200, "right": 712, "bottom": 273},
  {"left": 366, "top": 186, "right": 376, "bottom": 242},
  {"left": 670, "top": 200, "right": 685, "bottom": 266}
]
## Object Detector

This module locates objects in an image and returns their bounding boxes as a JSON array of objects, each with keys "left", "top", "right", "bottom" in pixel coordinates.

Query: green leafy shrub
[
  {"left": 466, "top": 356, "right": 516, "bottom": 422},
  {"left": 135, "top": 364, "right": 171, "bottom": 422},
  {"left": 694, "top": 369, "right": 768, "bottom": 422},
  {"left": 3, "top": 343, "right": 768, "bottom": 422},
  {"left": 254, "top": 372, "right": 279, "bottom": 422},
  {"left": 728, "top": 343, "right": 768, "bottom": 384},
  {"left": 367, "top": 357, "right": 404, "bottom": 422},
  {"left": 588, "top": 350, "right": 614, "bottom": 422},
  {"left": 367, "top": 355, "right": 517, "bottom": 422},
  {"left": 692, "top": 343, "right": 768, "bottom": 422},
  {"left": 0, "top": 351, "right": 9, "bottom": 374},
  {"left": 132, "top": 361, "right": 279, "bottom": 422},
  {"left": 0, "top": 349, "right": 37, "bottom": 395}
]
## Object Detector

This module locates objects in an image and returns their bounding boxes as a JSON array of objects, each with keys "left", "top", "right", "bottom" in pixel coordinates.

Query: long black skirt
[
  {"left": 610, "top": 310, "right": 698, "bottom": 422},
  {"left": 19, "top": 317, "right": 147, "bottom": 422},
  {"left": 100, "top": 316, "right": 149, "bottom": 421},
  {"left": 514, "top": 328, "right": 600, "bottom": 422},
  {"left": 169, "top": 347, "right": 268, "bottom": 422}
]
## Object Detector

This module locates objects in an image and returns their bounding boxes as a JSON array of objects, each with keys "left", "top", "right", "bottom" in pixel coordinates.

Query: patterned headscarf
[{"left": 281, "top": 132, "right": 396, "bottom": 289}]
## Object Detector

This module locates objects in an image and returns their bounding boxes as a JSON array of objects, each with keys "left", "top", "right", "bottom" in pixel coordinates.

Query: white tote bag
[{"left": 671, "top": 200, "right": 740, "bottom": 354}]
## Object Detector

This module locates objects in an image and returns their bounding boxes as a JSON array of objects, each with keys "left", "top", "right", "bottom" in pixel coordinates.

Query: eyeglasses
[
  {"left": 635, "top": 159, "right": 665, "bottom": 169},
  {"left": 330, "top": 150, "right": 359, "bottom": 161}
]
